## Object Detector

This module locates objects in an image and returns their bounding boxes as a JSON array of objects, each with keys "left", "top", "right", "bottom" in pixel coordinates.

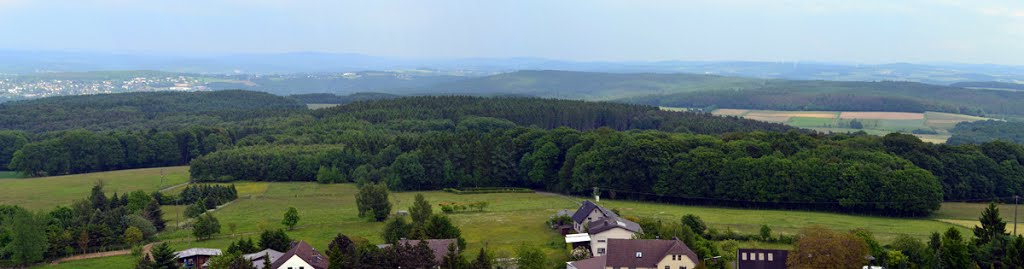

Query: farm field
[
  {"left": 0, "top": 166, "right": 190, "bottom": 210},
  {"left": 699, "top": 109, "right": 991, "bottom": 143},
  {"left": 9, "top": 168, "right": 1009, "bottom": 268}
]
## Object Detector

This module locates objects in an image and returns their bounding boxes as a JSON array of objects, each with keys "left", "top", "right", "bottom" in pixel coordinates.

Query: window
[
  {"left": 768, "top": 253, "right": 774, "bottom": 261},
  {"left": 665, "top": 266, "right": 670, "bottom": 269},
  {"left": 598, "top": 248, "right": 606, "bottom": 254},
  {"left": 742, "top": 252, "right": 747, "bottom": 260},
  {"left": 598, "top": 240, "right": 606, "bottom": 243},
  {"left": 635, "top": 251, "right": 643, "bottom": 258},
  {"left": 758, "top": 253, "right": 764, "bottom": 261},
  {"left": 680, "top": 267, "right": 687, "bottom": 269}
]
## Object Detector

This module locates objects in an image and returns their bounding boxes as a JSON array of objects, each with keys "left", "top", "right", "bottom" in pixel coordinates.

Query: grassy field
[
  {"left": 10, "top": 168, "right": 1012, "bottom": 268},
  {"left": 0, "top": 171, "right": 23, "bottom": 179},
  {"left": 698, "top": 109, "right": 991, "bottom": 143},
  {"left": 0, "top": 166, "right": 190, "bottom": 210},
  {"left": 37, "top": 255, "right": 137, "bottom": 269}
]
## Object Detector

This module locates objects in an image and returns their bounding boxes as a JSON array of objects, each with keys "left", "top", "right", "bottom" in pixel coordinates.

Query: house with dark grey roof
[
  {"left": 397, "top": 239, "right": 458, "bottom": 265},
  {"left": 566, "top": 200, "right": 642, "bottom": 256},
  {"left": 244, "top": 248, "right": 284, "bottom": 269},
  {"left": 568, "top": 238, "right": 699, "bottom": 269},
  {"left": 572, "top": 200, "right": 619, "bottom": 233},
  {"left": 270, "top": 241, "right": 329, "bottom": 269},
  {"left": 588, "top": 216, "right": 643, "bottom": 256}
]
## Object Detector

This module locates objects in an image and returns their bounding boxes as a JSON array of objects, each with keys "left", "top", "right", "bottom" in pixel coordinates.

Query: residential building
[
  {"left": 269, "top": 241, "right": 329, "bottom": 269},
  {"left": 175, "top": 248, "right": 222, "bottom": 269},
  {"left": 397, "top": 239, "right": 459, "bottom": 265},
  {"left": 566, "top": 238, "right": 699, "bottom": 269},
  {"left": 588, "top": 216, "right": 643, "bottom": 256},
  {"left": 572, "top": 200, "right": 619, "bottom": 233},
  {"left": 737, "top": 249, "right": 788, "bottom": 269},
  {"left": 244, "top": 248, "right": 284, "bottom": 269}
]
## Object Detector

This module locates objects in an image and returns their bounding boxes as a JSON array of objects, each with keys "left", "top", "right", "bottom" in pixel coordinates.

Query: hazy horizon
[{"left": 2, "top": 0, "right": 1023, "bottom": 65}]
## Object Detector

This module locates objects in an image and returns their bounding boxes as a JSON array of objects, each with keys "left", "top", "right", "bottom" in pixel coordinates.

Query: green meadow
[{"left": 5, "top": 168, "right": 1007, "bottom": 268}]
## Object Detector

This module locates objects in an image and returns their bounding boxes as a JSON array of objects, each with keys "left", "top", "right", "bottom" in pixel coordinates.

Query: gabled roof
[
  {"left": 567, "top": 255, "right": 606, "bottom": 269},
  {"left": 588, "top": 216, "right": 642, "bottom": 234},
  {"left": 571, "top": 200, "right": 618, "bottom": 224},
  {"left": 270, "top": 241, "right": 329, "bottom": 269},
  {"left": 175, "top": 248, "right": 222, "bottom": 258},
  {"left": 245, "top": 249, "right": 284, "bottom": 269},
  {"left": 605, "top": 239, "right": 699, "bottom": 268},
  {"left": 398, "top": 239, "right": 457, "bottom": 264}
]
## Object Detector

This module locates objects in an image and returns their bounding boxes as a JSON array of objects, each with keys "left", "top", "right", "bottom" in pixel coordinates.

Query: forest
[
  {"left": 948, "top": 120, "right": 1024, "bottom": 145},
  {"left": 3, "top": 91, "right": 1024, "bottom": 216}
]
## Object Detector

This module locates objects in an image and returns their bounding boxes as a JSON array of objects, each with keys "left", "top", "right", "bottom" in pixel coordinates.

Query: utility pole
[{"left": 1015, "top": 195, "right": 1019, "bottom": 236}]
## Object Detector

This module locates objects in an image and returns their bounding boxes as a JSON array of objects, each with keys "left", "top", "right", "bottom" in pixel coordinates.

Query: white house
[
  {"left": 269, "top": 241, "right": 329, "bottom": 269},
  {"left": 587, "top": 216, "right": 643, "bottom": 256}
]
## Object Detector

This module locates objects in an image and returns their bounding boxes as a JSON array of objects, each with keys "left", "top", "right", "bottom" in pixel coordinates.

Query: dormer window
[{"left": 635, "top": 251, "right": 643, "bottom": 258}]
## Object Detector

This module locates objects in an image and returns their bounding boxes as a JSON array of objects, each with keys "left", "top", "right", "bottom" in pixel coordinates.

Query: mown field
[
  {"left": 0, "top": 171, "right": 23, "bottom": 179},
  {"left": 699, "top": 109, "right": 990, "bottom": 143},
  {"left": 0, "top": 166, "right": 190, "bottom": 210},
  {"left": 8, "top": 168, "right": 1009, "bottom": 268}
]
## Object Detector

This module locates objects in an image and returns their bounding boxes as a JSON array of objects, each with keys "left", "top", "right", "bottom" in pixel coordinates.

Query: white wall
[
  {"left": 589, "top": 228, "right": 635, "bottom": 256},
  {"left": 275, "top": 255, "right": 313, "bottom": 269}
]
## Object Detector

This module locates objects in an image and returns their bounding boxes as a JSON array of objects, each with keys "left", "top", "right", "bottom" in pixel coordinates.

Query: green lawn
[
  {"left": 0, "top": 171, "right": 23, "bottom": 179},
  {"left": 36, "top": 254, "right": 137, "bottom": 269},
  {"left": 20, "top": 175, "right": 988, "bottom": 268},
  {"left": 0, "top": 166, "right": 190, "bottom": 210}
]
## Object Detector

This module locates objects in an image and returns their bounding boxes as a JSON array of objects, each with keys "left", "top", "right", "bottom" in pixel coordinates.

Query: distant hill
[
  {"left": 411, "top": 70, "right": 1024, "bottom": 117},
  {"left": 5, "top": 50, "right": 1024, "bottom": 84},
  {"left": 0, "top": 90, "right": 304, "bottom": 132},
  {"left": 411, "top": 70, "right": 765, "bottom": 100}
]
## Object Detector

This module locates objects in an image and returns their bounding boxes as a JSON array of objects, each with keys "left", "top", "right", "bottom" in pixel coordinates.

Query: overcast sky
[{"left": 1, "top": 0, "right": 1022, "bottom": 64}]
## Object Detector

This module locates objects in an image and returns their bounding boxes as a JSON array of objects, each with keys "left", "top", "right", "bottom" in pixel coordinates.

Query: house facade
[
  {"left": 572, "top": 200, "right": 618, "bottom": 233},
  {"left": 567, "top": 239, "right": 699, "bottom": 269},
  {"left": 587, "top": 217, "right": 643, "bottom": 256},
  {"left": 736, "top": 248, "right": 788, "bottom": 269}
]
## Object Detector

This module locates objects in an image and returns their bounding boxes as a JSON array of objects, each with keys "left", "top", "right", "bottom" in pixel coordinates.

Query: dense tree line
[
  {"left": 289, "top": 92, "right": 399, "bottom": 105},
  {"left": 7, "top": 127, "right": 234, "bottom": 176},
  {"left": 5, "top": 93, "right": 1023, "bottom": 216},
  {"left": 0, "top": 184, "right": 165, "bottom": 266},
  {"left": 882, "top": 134, "right": 1024, "bottom": 201},
  {"left": 0, "top": 182, "right": 239, "bottom": 266},
  {"left": 191, "top": 118, "right": 956, "bottom": 215},
  {"left": 318, "top": 96, "right": 795, "bottom": 133},
  {"left": 0, "top": 90, "right": 304, "bottom": 133},
  {"left": 948, "top": 120, "right": 1024, "bottom": 145}
]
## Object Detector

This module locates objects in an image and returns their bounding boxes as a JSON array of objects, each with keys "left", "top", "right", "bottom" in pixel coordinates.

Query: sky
[{"left": 1, "top": 0, "right": 1023, "bottom": 64}]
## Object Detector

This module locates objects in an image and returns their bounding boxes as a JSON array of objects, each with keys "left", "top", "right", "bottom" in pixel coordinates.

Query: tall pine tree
[{"left": 973, "top": 202, "right": 1007, "bottom": 245}]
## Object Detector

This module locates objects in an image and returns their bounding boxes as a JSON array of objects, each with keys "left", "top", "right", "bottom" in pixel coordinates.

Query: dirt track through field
[{"left": 49, "top": 243, "right": 154, "bottom": 265}]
